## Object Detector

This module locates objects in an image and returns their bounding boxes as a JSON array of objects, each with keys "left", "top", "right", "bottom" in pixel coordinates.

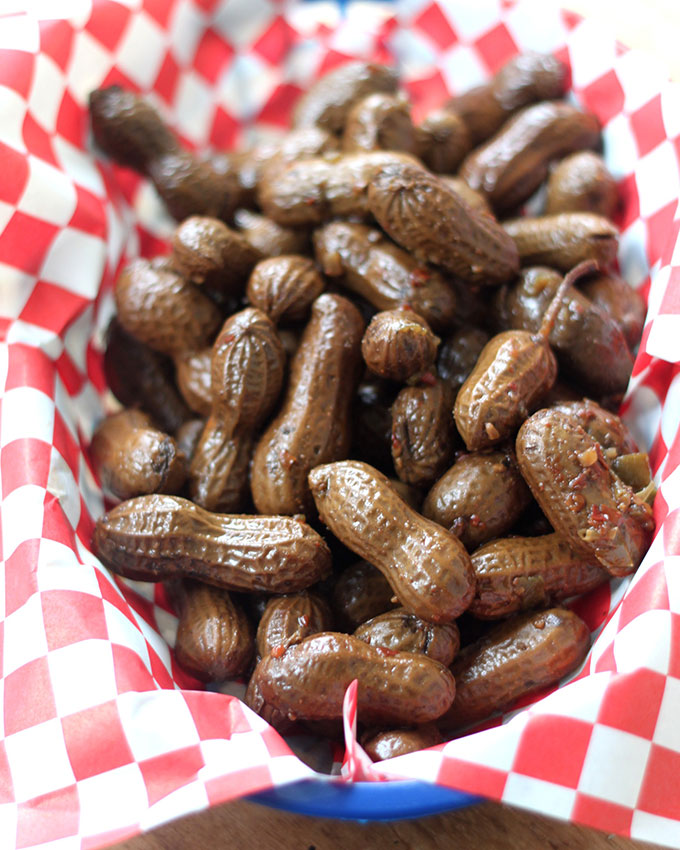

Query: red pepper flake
[
  {"left": 221, "top": 333, "right": 235, "bottom": 344},
  {"left": 391, "top": 433, "right": 402, "bottom": 452},
  {"left": 420, "top": 371, "right": 437, "bottom": 386},
  {"left": 410, "top": 267, "right": 431, "bottom": 288},
  {"left": 272, "top": 645, "right": 286, "bottom": 658},
  {"left": 304, "top": 197, "right": 316, "bottom": 206},
  {"left": 298, "top": 614, "right": 310, "bottom": 628},
  {"left": 280, "top": 448, "right": 297, "bottom": 468},
  {"left": 376, "top": 646, "right": 399, "bottom": 657}
]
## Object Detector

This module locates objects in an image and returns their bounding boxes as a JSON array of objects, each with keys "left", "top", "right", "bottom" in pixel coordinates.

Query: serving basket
[{"left": 1, "top": 1, "right": 680, "bottom": 847}]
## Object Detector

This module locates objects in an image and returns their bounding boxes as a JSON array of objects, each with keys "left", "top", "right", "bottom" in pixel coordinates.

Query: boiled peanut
[
  {"left": 546, "top": 151, "right": 618, "bottom": 218},
  {"left": 454, "top": 262, "right": 596, "bottom": 451},
  {"left": 391, "top": 378, "right": 458, "bottom": 488},
  {"left": 343, "top": 92, "right": 417, "bottom": 153},
  {"left": 332, "top": 561, "right": 399, "bottom": 630},
  {"left": 175, "top": 419, "right": 204, "bottom": 465},
  {"left": 91, "top": 410, "right": 186, "bottom": 500},
  {"left": 580, "top": 271, "right": 646, "bottom": 351},
  {"left": 173, "top": 580, "right": 253, "bottom": 681},
  {"left": 366, "top": 159, "right": 519, "bottom": 287},
  {"left": 293, "top": 61, "right": 399, "bottom": 133},
  {"left": 354, "top": 608, "right": 460, "bottom": 666},
  {"left": 234, "top": 208, "right": 310, "bottom": 257},
  {"left": 516, "top": 408, "right": 655, "bottom": 576},
  {"left": 416, "top": 109, "right": 471, "bottom": 174},
  {"left": 550, "top": 399, "right": 638, "bottom": 457},
  {"left": 251, "top": 294, "right": 364, "bottom": 516},
  {"left": 362, "top": 725, "right": 443, "bottom": 762},
  {"left": 436, "top": 327, "right": 491, "bottom": 393},
  {"left": 388, "top": 479, "right": 424, "bottom": 511},
  {"left": 460, "top": 102, "right": 600, "bottom": 215},
  {"left": 171, "top": 216, "right": 261, "bottom": 304},
  {"left": 503, "top": 212, "right": 618, "bottom": 271},
  {"left": 439, "top": 177, "right": 493, "bottom": 217},
  {"left": 189, "top": 309, "right": 285, "bottom": 512},
  {"left": 103, "top": 319, "right": 191, "bottom": 435},
  {"left": 114, "top": 258, "right": 222, "bottom": 414},
  {"left": 454, "top": 328, "right": 557, "bottom": 451},
  {"left": 89, "top": 86, "right": 238, "bottom": 221},
  {"left": 256, "top": 592, "right": 333, "bottom": 658},
  {"left": 493, "top": 266, "right": 633, "bottom": 397},
  {"left": 351, "top": 378, "right": 399, "bottom": 473},
  {"left": 313, "top": 221, "right": 458, "bottom": 332},
  {"left": 362, "top": 309, "right": 439, "bottom": 382},
  {"left": 93, "top": 494, "right": 332, "bottom": 592},
  {"left": 440, "top": 608, "right": 590, "bottom": 729},
  {"left": 234, "top": 126, "right": 340, "bottom": 200},
  {"left": 175, "top": 348, "right": 212, "bottom": 417},
  {"left": 259, "top": 151, "right": 419, "bottom": 226},
  {"left": 445, "top": 51, "right": 567, "bottom": 144},
  {"left": 422, "top": 449, "right": 531, "bottom": 550},
  {"left": 249, "top": 632, "right": 456, "bottom": 726},
  {"left": 115, "top": 258, "right": 221, "bottom": 361},
  {"left": 469, "top": 533, "right": 608, "bottom": 619},
  {"left": 246, "top": 256, "right": 325, "bottom": 325},
  {"left": 309, "top": 461, "right": 475, "bottom": 623}
]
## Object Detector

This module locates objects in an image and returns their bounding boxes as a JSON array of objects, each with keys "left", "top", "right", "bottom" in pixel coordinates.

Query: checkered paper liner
[{"left": 1, "top": 0, "right": 680, "bottom": 847}]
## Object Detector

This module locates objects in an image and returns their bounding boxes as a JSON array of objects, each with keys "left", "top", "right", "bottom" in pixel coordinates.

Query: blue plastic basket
[{"left": 250, "top": 780, "right": 479, "bottom": 821}]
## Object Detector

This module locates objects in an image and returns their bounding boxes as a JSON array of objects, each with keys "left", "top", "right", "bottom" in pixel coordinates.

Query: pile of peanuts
[{"left": 88, "top": 54, "right": 655, "bottom": 762}]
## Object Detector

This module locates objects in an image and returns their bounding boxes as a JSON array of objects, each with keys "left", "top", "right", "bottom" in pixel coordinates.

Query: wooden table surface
[
  {"left": 113, "top": 3, "right": 677, "bottom": 849},
  {"left": 115, "top": 797, "right": 666, "bottom": 850}
]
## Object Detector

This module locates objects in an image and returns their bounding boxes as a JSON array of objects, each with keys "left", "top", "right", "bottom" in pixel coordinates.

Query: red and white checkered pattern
[{"left": 1, "top": 1, "right": 680, "bottom": 847}]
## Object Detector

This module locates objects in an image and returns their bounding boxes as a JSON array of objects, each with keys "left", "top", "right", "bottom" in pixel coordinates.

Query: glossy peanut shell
[
  {"left": 469, "top": 533, "right": 608, "bottom": 619},
  {"left": 367, "top": 160, "right": 519, "bottom": 287},
  {"left": 93, "top": 494, "right": 332, "bottom": 592},
  {"left": 579, "top": 272, "right": 646, "bottom": 351},
  {"left": 343, "top": 93, "right": 417, "bottom": 153},
  {"left": 436, "top": 327, "right": 491, "bottom": 393},
  {"left": 516, "top": 408, "right": 655, "bottom": 576},
  {"left": 391, "top": 379, "right": 457, "bottom": 488},
  {"left": 332, "top": 561, "right": 399, "bottom": 630},
  {"left": 460, "top": 102, "right": 600, "bottom": 215},
  {"left": 503, "top": 213, "right": 619, "bottom": 271},
  {"left": 246, "top": 256, "right": 325, "bottom": 325},
  {"left": 115, "top": 258, "right": 221, "bottom": 360},
  {"left": 423, "top": 449, "right": 531, "bottom": 551},
  {"left": 175, "top": 349, "right": 212, "bottom": 417},
  {"left": 362, "top": 725, "right": 444, "bottom": 761},
  {"left": 546, "top": 151, "right": 618, "bottom": 218},
  {"left": 313, "top": 221, "right": 458, "bottom": 332},
  {"left": 309, "top": 461, "right": 475, "bottom": 623},
  {"left": 256, "top": 592, "right": 334, "bottom": 658},
  {"left": 234, "top": 208, "right": 310, "bottom": 257},
  {"left": 293, "top": 61, "right": 399, "bottom": 133},
  {"left": 440, "top": 608, "right": 590, "bottom": 728},
  {"left": 172, "top": 216, "right": 261, "bottom": 299},
  {"left": 362, "top": 309, "right": 439, "bottom": 382},
  {"left": 493, "top": 266, "right": 633, "bottom": 397},
  {"left": 250, "top": 632, "right": 456, "bottom": 726},
  {"left": 416, "top": 109, "right": 471, "bottom": 174},
  {"left": 445, "top": 51, "right": 567, "bottom": 144},
  {"left": 91, "top": 410, "right": 186, "bottom": 500},
  {"left": 354, "top": 608, "right": 460, "bottom": 666},
  {"left": 174, "top": 581, "right": 253, "bottom": 681},
  {"left": 259, "top": 151, "right": 419, "bottom": 226},
  {"left": 251, "top": 294, "right": 364, "bottom": 516},
  {"left": 454, "top": 329, "right": 557, "bottom": 451},
  {"left": 189, "top": 309, "right": 285, "bottom": 512},
  {"left": 104, "top": 319, "right": 191, "bottom": 435}
]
